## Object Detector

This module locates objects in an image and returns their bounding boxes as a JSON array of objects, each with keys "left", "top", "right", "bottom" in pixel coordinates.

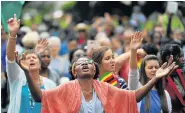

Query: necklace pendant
[{"left": 30, "top": 97, "right": 35, "bottom": 109}]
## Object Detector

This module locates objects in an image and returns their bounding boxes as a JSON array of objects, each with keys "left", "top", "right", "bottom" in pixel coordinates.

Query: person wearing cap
[{"left": 75, "top": 23, "right": 89, "bottom": 48}]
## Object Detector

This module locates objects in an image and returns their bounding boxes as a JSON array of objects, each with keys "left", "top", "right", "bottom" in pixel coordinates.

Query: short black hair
[
  {"left": 69, "top": 48, "right": 85, "bottom": 63},
  {"left": 142, "top": 43, "right": 158, "bottom": 55},
  {"left": 160, "top": 44, "right": 181, "bottom": 63}
]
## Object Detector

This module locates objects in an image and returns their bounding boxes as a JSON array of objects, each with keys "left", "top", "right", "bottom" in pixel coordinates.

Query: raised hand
[
  {"left": 155, "top": 60, "right": 178, "bottom": 79},
  {"left": 17, "top": 53, "right": 29, "bottom": 71},
  {"left": 34, "top": 38, "right": 49, "bottom": 54},
  {"left": 7, "top": 14, "right": 20, "bottom": 37},
  {"left": 130, "top": 31, "right": 143, "bottom": 50}
]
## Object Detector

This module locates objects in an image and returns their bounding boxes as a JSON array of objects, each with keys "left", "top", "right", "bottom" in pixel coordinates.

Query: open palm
[
  {"left": 130, "top": 31, "right": 143, "bottom": 50},
  {"left": 15, "top": 52, "right": 29, "bottom": 71},
  {"left": 7, "top": 14, "right": 20, "bottom": 36},
  {"left": 156, "top": 61, "right": 178, "bottom": 79},
  {"left": 34, "top": 38, "right": 49, "bottom": 54}
]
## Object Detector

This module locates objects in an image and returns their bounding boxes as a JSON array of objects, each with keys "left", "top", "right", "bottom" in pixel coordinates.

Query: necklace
[
  {"left": 81, "top": 86, "right": 93, "bottom": 95},
  {"left": 81, "top": 89, "right": 96, "bottom": 113},
  {"left": 28, "top": 76, "right": 42, "bottom": 109},
  {"left": 82, "top": 90, "right": 93, "bottom": 95}
]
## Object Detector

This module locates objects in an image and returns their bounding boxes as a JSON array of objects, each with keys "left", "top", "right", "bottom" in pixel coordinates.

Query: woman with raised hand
[
  {"left": 91, "top": 31, "right": 144, "bottom": 89},
  {"left": 128, "top": 32, "right": 173, "bottom": 113},
  {"left": 91, "top": 46, "right": 128, "bottom": 89},
  {"left": 23, "top": 48, "right": 177, "bottom": 113},
  {"left": 6, "top": 14, "right": 56, "bottom": 113}
]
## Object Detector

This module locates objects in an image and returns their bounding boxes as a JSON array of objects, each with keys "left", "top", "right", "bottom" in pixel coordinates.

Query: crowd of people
[{"left": 1, "top": 2, "right": 185, "bottom": 113}]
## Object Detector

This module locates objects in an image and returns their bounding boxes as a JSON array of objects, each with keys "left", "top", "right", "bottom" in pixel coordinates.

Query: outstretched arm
[
  {"left": 135, "top": 76, "right": 158, "bottom": 102},
  {"left": 115, "top": 32, "right": 146, "bottom": 73},
  {"left": 16, "top": 38, "right": 49, "bottom": 102},
  {"left": 17, "top": 53, "right": 42, "bottom": 102},
  {"left": 128, "top": 32, "right": 143, "bottom": 90},
  {"left": 135, "top": 61, "right": 178, "bottom": 102},
  {"left": 129, "top": 32, "right": 142, "bottom": 70},
  {"left": 6, "top": 14, "right": 20, "bottom": 61},
  {"left": 21, "top": 39, "right": 49, "bottom": 102},
  {"left": 25, "top": 70, "right": 42, "bottom": 102},
  {"left": 5, "top": 14, "right": 22, "bottom": 83},
  {"left": 115, "top": 51, "right": 131, "bottom": 73}
]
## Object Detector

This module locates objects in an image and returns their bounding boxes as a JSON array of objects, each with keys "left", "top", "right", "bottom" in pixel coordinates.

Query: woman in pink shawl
[{"left": 17, "top": 32, "right": 177, "bottom": 113}]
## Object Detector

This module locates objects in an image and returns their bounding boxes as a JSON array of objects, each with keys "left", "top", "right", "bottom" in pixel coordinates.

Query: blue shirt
[
  {"left": 49, "top": 57, "right": 71, "bottom": 79},
  {"left": 19, "top": 83, "right": 45, "bottom": 113},
  {"left": 79, "top": 90, "right": 104, "bottom": 113},
  {"left": 1, "top": 40, "right": 7, "bottom": 71},
  {"left": 140, "top": 90, "right": 161, "bottom": 113}
]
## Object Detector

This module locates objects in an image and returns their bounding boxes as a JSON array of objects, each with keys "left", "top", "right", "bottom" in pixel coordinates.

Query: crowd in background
[{"left": 1, "top": 1, "right": 185, "bottom": 113}]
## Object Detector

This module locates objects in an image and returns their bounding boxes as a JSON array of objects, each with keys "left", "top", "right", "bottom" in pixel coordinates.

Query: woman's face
[
  {"left": 25, "top": 53, "right": 41, "bottom": 71},
  {"left": 145, "top": 60, "right": 160, "bottom": 80},
  {"left": 74, "top": 57, "right": 95, "bottom": 79},
  {"left": 101, "top": 49, "right": 115, "bottom": 72}
]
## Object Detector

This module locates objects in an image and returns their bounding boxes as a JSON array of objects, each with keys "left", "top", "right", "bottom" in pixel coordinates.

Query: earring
[{"left": 93, "top": 73, "right": 95, "bottom": 77}]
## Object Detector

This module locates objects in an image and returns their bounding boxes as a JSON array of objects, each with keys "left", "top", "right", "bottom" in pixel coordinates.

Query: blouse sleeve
[
  {"left": 128, "top": 68, "right": 142, "bottom": 90},
  {"left": 165, "top": 90, "right": 172, "bottom": 113},
  {"left": 6, "top": 56, "right": 24, "bottom": 84}
]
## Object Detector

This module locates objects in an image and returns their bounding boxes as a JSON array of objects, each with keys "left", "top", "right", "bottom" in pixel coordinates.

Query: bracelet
[{"left": 9, "top": 33, "right": 17, "bottom": 39}]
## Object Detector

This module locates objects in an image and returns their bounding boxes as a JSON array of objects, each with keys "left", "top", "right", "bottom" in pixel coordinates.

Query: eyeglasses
[
  {"left": 75, "top": 54, "right": 86, "bottom": 58},
  {"left": 76, "top": 59, "right": 94, "bottom": 66}
]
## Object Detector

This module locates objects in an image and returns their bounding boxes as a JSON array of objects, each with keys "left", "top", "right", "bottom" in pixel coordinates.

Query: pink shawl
[{"left": 41, "top": 80, "right": 138, "bottom": 113}]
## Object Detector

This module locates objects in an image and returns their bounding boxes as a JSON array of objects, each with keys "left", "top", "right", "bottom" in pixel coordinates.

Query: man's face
[{"left": 40, "top": 50, "right": 51, "bottom": 68}]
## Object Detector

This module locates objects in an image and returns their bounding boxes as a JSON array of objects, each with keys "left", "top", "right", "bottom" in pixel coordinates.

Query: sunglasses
[{"left": 76, "top": 59, "right": 94, "bottom": 66}]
